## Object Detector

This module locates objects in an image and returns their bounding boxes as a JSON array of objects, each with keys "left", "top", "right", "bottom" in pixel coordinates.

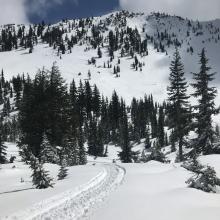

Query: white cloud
[
  {"left": 0, "top": 0, "right": 28, "bottom": 24},
  {"left": 0, "top": 0, "right": 79, "bottom": 25},
  {"left": 120, "top": 0, "right": 220, "bottom": 21}
]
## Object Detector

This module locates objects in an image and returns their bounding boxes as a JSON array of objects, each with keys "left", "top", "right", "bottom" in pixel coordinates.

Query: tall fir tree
[
  {"left": 145, "top": 126, "right": 151, "bottom": 149},
  {"left": 78, "top": 126, "right": 87, "bottom": 165},
  {"left": 158, "top": 107, "right": 165, "bottom": 148},
  {"left": 47, "top": 63, "right": 69, "bottom": 147},
  {"left": 88, "top": 118, "right": 104, "bottom": 157},
  {"left": 62, "top": 133, "right": 79, "bottom": 166},
  {"left": 0, "top": 83, "right": 3, "bottom": 105},
  {"left": 167, "top": 48, "right": 190, "bottom": 161},
  {"left": 191, "top": 48, "right": 218, "bottom": 155},
  {"left": 118, "top": 108, "right": 136, "bottom": 163}
]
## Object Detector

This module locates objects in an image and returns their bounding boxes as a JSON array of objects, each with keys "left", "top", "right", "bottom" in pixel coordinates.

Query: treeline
[
  {"left": 0, "top": 48, "right": 219, "bottom": 167},
  {"left": 16, "top": 63, "right": 168, "bottom": 165},
  {"left": 0, "top": 70, "right": 24, "bottom": 143},
  {"left": 0, "top": 61, "right": 170, "bottom": 166},
  {"left": 1, "top": 10, "right": 220, "bottom": 61}
]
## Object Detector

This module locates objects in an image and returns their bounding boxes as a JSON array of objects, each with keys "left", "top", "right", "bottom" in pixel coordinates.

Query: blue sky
[
  {"left": 0, "top": 0, "right": 219, "bottom": 25},
  {"left": 27, "top": 0, "right": 120, "bottom": 23}
]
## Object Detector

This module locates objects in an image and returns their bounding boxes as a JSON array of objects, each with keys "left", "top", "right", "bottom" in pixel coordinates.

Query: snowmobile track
[{"left": 4, "top": 163, "right": 125, "bottom": 220}]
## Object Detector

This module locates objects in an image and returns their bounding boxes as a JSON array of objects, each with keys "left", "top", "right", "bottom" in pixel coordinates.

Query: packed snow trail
[{"left": 3, "top": 163, "right": 125, "bottom": 220}]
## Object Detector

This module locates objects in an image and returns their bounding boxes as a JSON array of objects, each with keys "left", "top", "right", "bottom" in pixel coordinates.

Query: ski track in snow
[{"left": 3, "top": 164, "right": 125, "bottom": 220}]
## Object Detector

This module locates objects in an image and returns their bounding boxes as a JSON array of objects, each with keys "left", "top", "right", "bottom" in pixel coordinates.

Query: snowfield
[
  {"left": 0, "top": 143, "right": 125, "bottom": 220},
  {"left": 3, "top": 164, "right": 125, "bottom": 220},
  {"left": 1, "top": 143, "right": 220, "bottom": 220},
  {"left": 91, "top": 162, "right": 220, "bottom": 220}
]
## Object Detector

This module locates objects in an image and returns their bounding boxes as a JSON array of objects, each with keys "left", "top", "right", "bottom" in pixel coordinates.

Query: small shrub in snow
[
  {"left": 184, "top": 159, "right": 220, "bottom": 193},
  {"left": 148, "top": 147, "right": 167, "bottom": 163},
  {"left": 182, "top": 158, "right": 203, "bottom": 173},
  {"left": 139, "top": 150, "right": 149, "bottom": 163},
  {"left": 140, "top": 145, "right": 167, "bottom": 163},
  {"left": 146, "top": 140, "right": 167, "bottom": 163}
]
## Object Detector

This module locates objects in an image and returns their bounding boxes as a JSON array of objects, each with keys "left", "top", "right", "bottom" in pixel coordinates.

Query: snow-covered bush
[
  {"left": 184, "top": 159, "right": 220, "bottom": 193},
  {"left": 148, "top": 147, "right": 167, "bottom": 163},
  {"left": 182, "top": 158, "right": 203, "bottom": 173},
  {"left": 139, "top": 147, "right": 167, "bottom": 163}
]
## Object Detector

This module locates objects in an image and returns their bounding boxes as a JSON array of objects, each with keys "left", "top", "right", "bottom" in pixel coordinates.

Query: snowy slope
[
  {"left": 1, "top": 145, "right": 220, "bottom": 220},
  {"left": 90, "top": 161, "right": 220, "bottom": 220},
  {"left": 0, "top": 143, "right": 125, "bottom": 219},
  {"left": 0, "top": 12, "right": 220, "bottom": 105},
  {"left": 0, "top": 143, "right": 100, "bottom": 218}
]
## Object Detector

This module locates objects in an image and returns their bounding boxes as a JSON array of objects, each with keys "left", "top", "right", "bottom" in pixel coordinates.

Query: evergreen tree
[
  {"left": 97, "top": 47, "right": 102, "bottom": 58},
  {"left": 118, "top": 112, "right": 136, "bottom": 163},
  {"left": 77, "top": 80, "right": 86, "bottom": 126},
  {"left": 170, "top": 130, "right": 176, "bottom": 152},
  {"left": 78, "top": 126, "right": 87, "bottom": 165},
  {"left": 148, "top": 141, "right": 167, "bottom": 163},
  {"left": 88, "top": 118, "right": 104, "bottom": 157},
  {"left": 47, "top": 63, "right": 69, "bottom": 147},
  {"left": 0, "top": 83, "right": 3, "bottom": 105},
  {"left": 158, "top": 107, "right": 165, "bottom": 148},
  {"left": 185, "top": 160, "right": 220, "bottom": 193},
  {"left": 92, "top": 85, "right": 101, "bottom": 117},
  {"left": 84, "top": 81, "right": 92, "bottom": 118},
  {"left": 69, "top": 79, "right": 79, "bottom": 136},
  {"left": 96, "top": 122, "right": 104, "bottom": 156},
  {"left": 0, "top": 122, "right": 7, "bottom": 164},
  {"left": 145, "top": 126, "right": 151, "bottom": 149},
  {"left": 215, "top": 124, "right": 220, "bottom": 141},
  {"left": 58, "top": 159, "right": 68, "bottom": 180},
  {"left": 19, "top": 70, "right": 48, "bottom": 158},
  {"left": 150, "top": 108, "right": 158, "bottom": 138},
  {"left": 40, "top": 133, "right": 57, "bottom": 163},
  {"left": 12, "top": 75, "right": 23, "bottom": 108},
  {"left": 31, "top": 157, "right": 53, "bottom": 189},
  {"left": 191, "top": 48, "right": 218, "bottom": 155},
  {"left": 62, "top": 133, "right": 79, "bottom": 166},
  {"left": 167, "top": 48, "right": 190, "bottom": 161}
]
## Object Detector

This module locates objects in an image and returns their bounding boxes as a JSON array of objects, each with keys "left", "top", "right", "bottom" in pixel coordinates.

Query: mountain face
[
  {"left": 1, "top": 12, "right": 220, "bottom": 217},
  {"left": 0, "top": 11, "right": 220, "bottom": 104}
]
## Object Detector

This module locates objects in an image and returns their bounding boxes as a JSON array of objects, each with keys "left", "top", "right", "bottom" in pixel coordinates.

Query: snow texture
[{"left": 2, "top": 164, "right": 125, "bottom": 220}]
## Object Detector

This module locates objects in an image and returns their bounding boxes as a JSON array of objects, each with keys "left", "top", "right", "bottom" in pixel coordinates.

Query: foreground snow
[
  {"left": 3, "top": 164, "right": 125, "bottom": 220},
  {"left": 0, "top": 143, "right": 125, "bottom": 220},
  {"left": 0, "top": 162, "right": 102, "bottom": 218},
  {"left": 91, "top": 162, "right": 220, "bottom": 220},
  {"left": 1, "top": 143, "right": 220, "bottom": 220}
]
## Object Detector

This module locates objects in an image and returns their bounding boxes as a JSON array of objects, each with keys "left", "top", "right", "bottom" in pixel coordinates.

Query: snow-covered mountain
[
  {"left": 1, "top": 11, "right": 220, "bottom": 220},
  {"left": 1, "top": 11, "right": 220, "bottom": 104}
]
